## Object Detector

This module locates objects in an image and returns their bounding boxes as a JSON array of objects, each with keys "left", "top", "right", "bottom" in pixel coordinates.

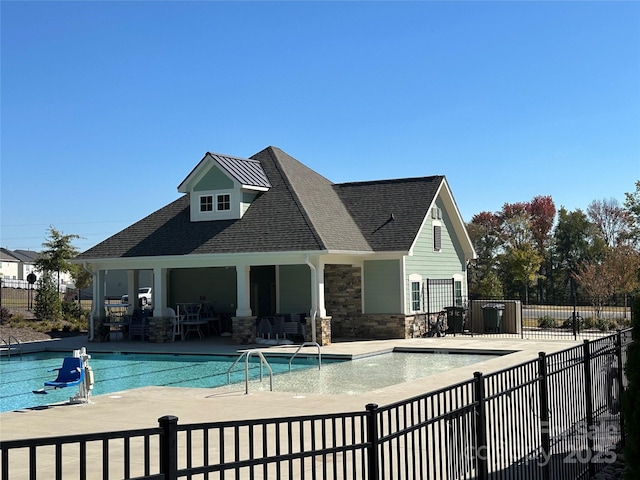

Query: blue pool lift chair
[{"left": 44, "top": 357, "right": 84, "bottom": 389}]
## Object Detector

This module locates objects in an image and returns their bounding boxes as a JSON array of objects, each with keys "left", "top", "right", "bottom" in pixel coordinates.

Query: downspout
[
  {"left": 81, "top": 262, "right": 96, "bottom": 342},
  {"left": 305, "top": 254, "right": 318, "bottom": 344}
]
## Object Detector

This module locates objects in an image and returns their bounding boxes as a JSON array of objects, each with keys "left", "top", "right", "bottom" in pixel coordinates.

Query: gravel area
[{"left": 0, "top": 326, "right": 54, "bottom": 343}]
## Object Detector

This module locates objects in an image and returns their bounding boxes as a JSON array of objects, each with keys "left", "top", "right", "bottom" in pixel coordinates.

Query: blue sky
[{"left": 2, "top": 1, "right": 639, "bottom": 253}]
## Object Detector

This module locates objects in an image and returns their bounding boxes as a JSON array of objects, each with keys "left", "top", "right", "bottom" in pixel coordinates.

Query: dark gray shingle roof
[
  {"left": 335, "top": 176, "right": 444, "bottom": 251},
  {"left": 77, "top": 147, "right": 441, "bottom": 259}
]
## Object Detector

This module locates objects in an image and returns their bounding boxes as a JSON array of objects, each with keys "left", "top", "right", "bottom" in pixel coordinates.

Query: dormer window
[
  {"left": 217, "top": 194, "right": 230, "bottom": 211},
  {"left": 200, "top": 195, "right": 213, "bottom": 212},
  {"left": 179, "top": 152, "right": 271, "bottom": 222}
]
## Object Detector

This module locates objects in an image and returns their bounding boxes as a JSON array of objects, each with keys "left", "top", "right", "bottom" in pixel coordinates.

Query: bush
[
  {"left": 0, "top": 307, "right": 12, "bottom": 324},
  {"left": 595, "top": 317, "right": 613, "bottom": 331},
  {"left": 538, "top": 316, "right": 556, "bottom": 329}
]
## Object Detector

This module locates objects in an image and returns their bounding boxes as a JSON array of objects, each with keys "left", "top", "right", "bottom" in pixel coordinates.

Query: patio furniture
[{"left": 129, "top": 309, "right": 151, "bottom": 341}]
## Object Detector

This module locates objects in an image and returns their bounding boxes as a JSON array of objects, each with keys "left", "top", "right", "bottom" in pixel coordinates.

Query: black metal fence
[{"left": 1, "top": 329, "right": 632, "bottom": 480}]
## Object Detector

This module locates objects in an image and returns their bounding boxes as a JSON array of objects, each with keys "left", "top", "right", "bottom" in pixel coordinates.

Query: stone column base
[
  {"left": 305, "top": 316, "right": 332, "bottom": 346},
  {"left": 232, "top": 316, "right": 257, "bottom": 344}
]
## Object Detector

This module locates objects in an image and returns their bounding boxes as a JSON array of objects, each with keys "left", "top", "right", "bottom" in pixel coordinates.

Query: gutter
[{"left": 305, "top": 255, "right": 318, "bottom": 344}]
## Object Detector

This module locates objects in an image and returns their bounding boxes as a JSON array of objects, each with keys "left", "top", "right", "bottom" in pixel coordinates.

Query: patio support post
[
  {"left": 235, "top": 265, "right": 252, "bottom": 317},
  {"left": 126, "top": 270, "right": 139, "bottom": 314},
  {"left": 90, "top": 269, "right": 106, "bottom": 341},
  {"left": 153, "top": 267, "right": 167, "bottom": 317}
]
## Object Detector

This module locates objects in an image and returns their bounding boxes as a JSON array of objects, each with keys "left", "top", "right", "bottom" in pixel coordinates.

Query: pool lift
[{"left": 32, "top": 347, "right": 94, "bottom": 404}]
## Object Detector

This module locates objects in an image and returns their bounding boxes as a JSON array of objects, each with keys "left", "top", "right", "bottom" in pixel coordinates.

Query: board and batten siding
[
  {"left": 363, "top": 259, "right": 402, "bottom": 314},
  {"left": 277, "top": 264, "right": 311, "bottom": 313},
  {"left": 193, "top": 165, "right": 234, "bottom": 191},
  {"left": 404, "top": 198, "right": 467, "bottom": 313}
]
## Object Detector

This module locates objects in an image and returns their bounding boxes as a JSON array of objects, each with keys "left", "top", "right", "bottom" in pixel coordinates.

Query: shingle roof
[
  {"left": 335, "top": 176, "right": 444, "bottom": 251},
  {"left": 76, "top": 147, "right": 442, "bottom": 259}
]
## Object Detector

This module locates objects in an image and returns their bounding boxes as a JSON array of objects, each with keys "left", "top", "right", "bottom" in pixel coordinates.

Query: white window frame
[
  {"left": 409, "top": 274, "right": 423, "bottom": 313},
  {"left": 216, "top": 193, "right": 231, "bottom": 212},
  {"left": 199, "top": 194, "right": 213, "bottom": 212}
]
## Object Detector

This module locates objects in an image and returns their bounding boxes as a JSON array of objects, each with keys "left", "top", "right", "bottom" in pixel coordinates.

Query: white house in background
[
  {"left": 74, "top": 146, "right": 476, "bottom": 344},
  {"left": 0, "top": 248, "right": 74, "bottom": 290}
]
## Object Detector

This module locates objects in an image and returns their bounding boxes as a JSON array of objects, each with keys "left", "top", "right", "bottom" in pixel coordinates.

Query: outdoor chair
[
  {"left": 44, "top": 357, "right": 84, "bottom": 389},
  {"left": 128, "top": 310, "right": 150, "bottom": 341},
  {"left": 167, "top": 307, "right": 184, "bottom": 342}
]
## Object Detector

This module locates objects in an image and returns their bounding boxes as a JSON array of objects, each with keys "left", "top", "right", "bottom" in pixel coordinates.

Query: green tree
[
  {"left": 36, "top": 227, "right": 81, "bottom": 292},
  {"left": 553, "top": 207, "right": 607, "bottom": 302},
  {"left": 502, "top": 243, "right": 544, "bottom": 305},
  {"left": 467, "top": 211, "right": 502, "bottom": 298},
  {"left": 623, "top": 180, "right": 640, "bottom": 247},
  {"left": 33, "top": 271, "right": 62, "bottom": 321}
]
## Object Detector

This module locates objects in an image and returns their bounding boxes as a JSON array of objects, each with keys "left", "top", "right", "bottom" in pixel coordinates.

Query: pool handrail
[
  {"left": 226, "top": 349, "right": 273, "bottom": 394},
  {"left": 0, "top": 335, "right": 22, "bottom": 360},
  {"left": 285, "top": 342, "right": 321, "bottom": 371}
]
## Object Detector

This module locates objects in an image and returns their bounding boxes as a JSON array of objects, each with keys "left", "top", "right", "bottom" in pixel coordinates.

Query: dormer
[{"left": 178, "top": 152, "right": 271, "bottom": 222}]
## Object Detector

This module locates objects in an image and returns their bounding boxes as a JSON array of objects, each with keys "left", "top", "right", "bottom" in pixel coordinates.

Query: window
[
  {"left": 411, "top": 281, "right": 421, "bottom": 311},
  {"left": 200, "top": 195, "right": 213, "bottom": 212},
  {"left": 433, "top": 225, "right": 442, "bottom": 251},
  {"left": 217, "top": 194, "right": 230, "bottom": 211},
  {"left": 431, "top": 206, "right": 442, "bottom": 219},
  {"left": 454, "top": 280, "right": 463, "bottom": 306}
]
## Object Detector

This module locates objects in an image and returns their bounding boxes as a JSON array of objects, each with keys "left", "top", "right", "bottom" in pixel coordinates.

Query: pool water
[
  {"left": 0, "top": 350, "right": 499, "bottom": 412},
  {"left": 0, "top": 352, "right": 326, "bottom": 413},
  {"left": 244, "top": 351, "right": 499, "bottom": 395}
]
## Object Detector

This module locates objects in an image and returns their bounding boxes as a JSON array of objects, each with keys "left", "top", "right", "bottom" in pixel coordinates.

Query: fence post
[
  {"left": 583, "top": 340, "right": 596, "bottom": 478},
  {"left": 538, "top": 352, "right": 551, "bottom": 480},
  {"left": 365, "top": 403, "right": 379, "bottom": 480},
  {"left": 473, "top": 372, "right": 488, "bottom": 480},
  {"left": 616, "top": 330, "right": 625, "bottom": 448},
  {"left": 159, "top": 415, "right": 178, "bottom": 480}
]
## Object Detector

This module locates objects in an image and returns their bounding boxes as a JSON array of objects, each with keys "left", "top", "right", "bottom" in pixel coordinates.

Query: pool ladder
[
  {"left": 227, "top": 349, "right": 274, "bottom": 394},
  {"left": 284, "top": 342, "right": 321, "bottom": 371},
  {"left": 226, "top": 342, "right": 322, "bottom": 394},
  {"left": 0, "top": 335, "right": 22, "bottom": 360}
]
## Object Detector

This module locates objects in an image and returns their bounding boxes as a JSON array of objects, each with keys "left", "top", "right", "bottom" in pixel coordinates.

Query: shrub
[
  {"left": 595, "top": 317, "right": 613, "bottom": 331},
  {"left": 0, "top": 307, "right": 12, "bottom": 324},
  {"left": 538, "top": 316, "right": 556, "bottom": 329}
]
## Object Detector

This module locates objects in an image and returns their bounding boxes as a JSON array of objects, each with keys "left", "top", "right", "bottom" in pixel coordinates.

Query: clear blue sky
[{"left": 2, "top": 1, "right": 639, "bottom": 253}]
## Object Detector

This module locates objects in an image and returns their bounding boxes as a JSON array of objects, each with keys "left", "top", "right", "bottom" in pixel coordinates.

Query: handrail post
[
  {"left": 158, "top": 415, "right": 178, "bottom": 480},
  {"left": 583, "top": 340, "right": 595, "bottom": 478},
  {"left": 538, "top": 352, "right": 551, "bottom": 480},
  {"left": 473, "top": 371, "right": 488, "bottom": 480},
  {"left": 365, "top": 403, "right": 379, "bottom": 480}
]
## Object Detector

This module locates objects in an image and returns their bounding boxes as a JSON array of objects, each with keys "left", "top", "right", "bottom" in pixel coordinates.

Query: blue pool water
[{"left": 0, "top": 352, "right": 327, "bottom": 412}]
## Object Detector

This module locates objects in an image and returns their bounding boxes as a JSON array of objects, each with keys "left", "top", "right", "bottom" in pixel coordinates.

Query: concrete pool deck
[{"left": 0, "top": 334, "right": 579, "bottom": 442}]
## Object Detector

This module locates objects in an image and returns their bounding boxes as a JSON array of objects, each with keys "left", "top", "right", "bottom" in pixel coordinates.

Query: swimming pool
[
  {"left": 0, "top": 352, "right": 327, "bottom": 413},
  {"left": 239, "top": 351, "right": 499, "bottom": 395},
  {"left": 0, "top": 350, "right": 499, "bottom": 412}
]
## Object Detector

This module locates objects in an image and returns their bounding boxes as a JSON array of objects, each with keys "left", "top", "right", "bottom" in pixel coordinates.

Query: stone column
[
  {"left": 306, "top": 316, "right": 332, "bottom": 346},
  {"left": 232, "top": 316, "right": 257, "bottom": 344}
]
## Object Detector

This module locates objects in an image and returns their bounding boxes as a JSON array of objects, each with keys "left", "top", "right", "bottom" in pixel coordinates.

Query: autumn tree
[
  {"left": 587, "top": 197, "right": 630, "bottom": 247},
  {"left": 572, "top": 260, "right": 615, "bottom": 318},
  {"left": 606, "top": 245, "right": 640, "bottom": 318}
]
